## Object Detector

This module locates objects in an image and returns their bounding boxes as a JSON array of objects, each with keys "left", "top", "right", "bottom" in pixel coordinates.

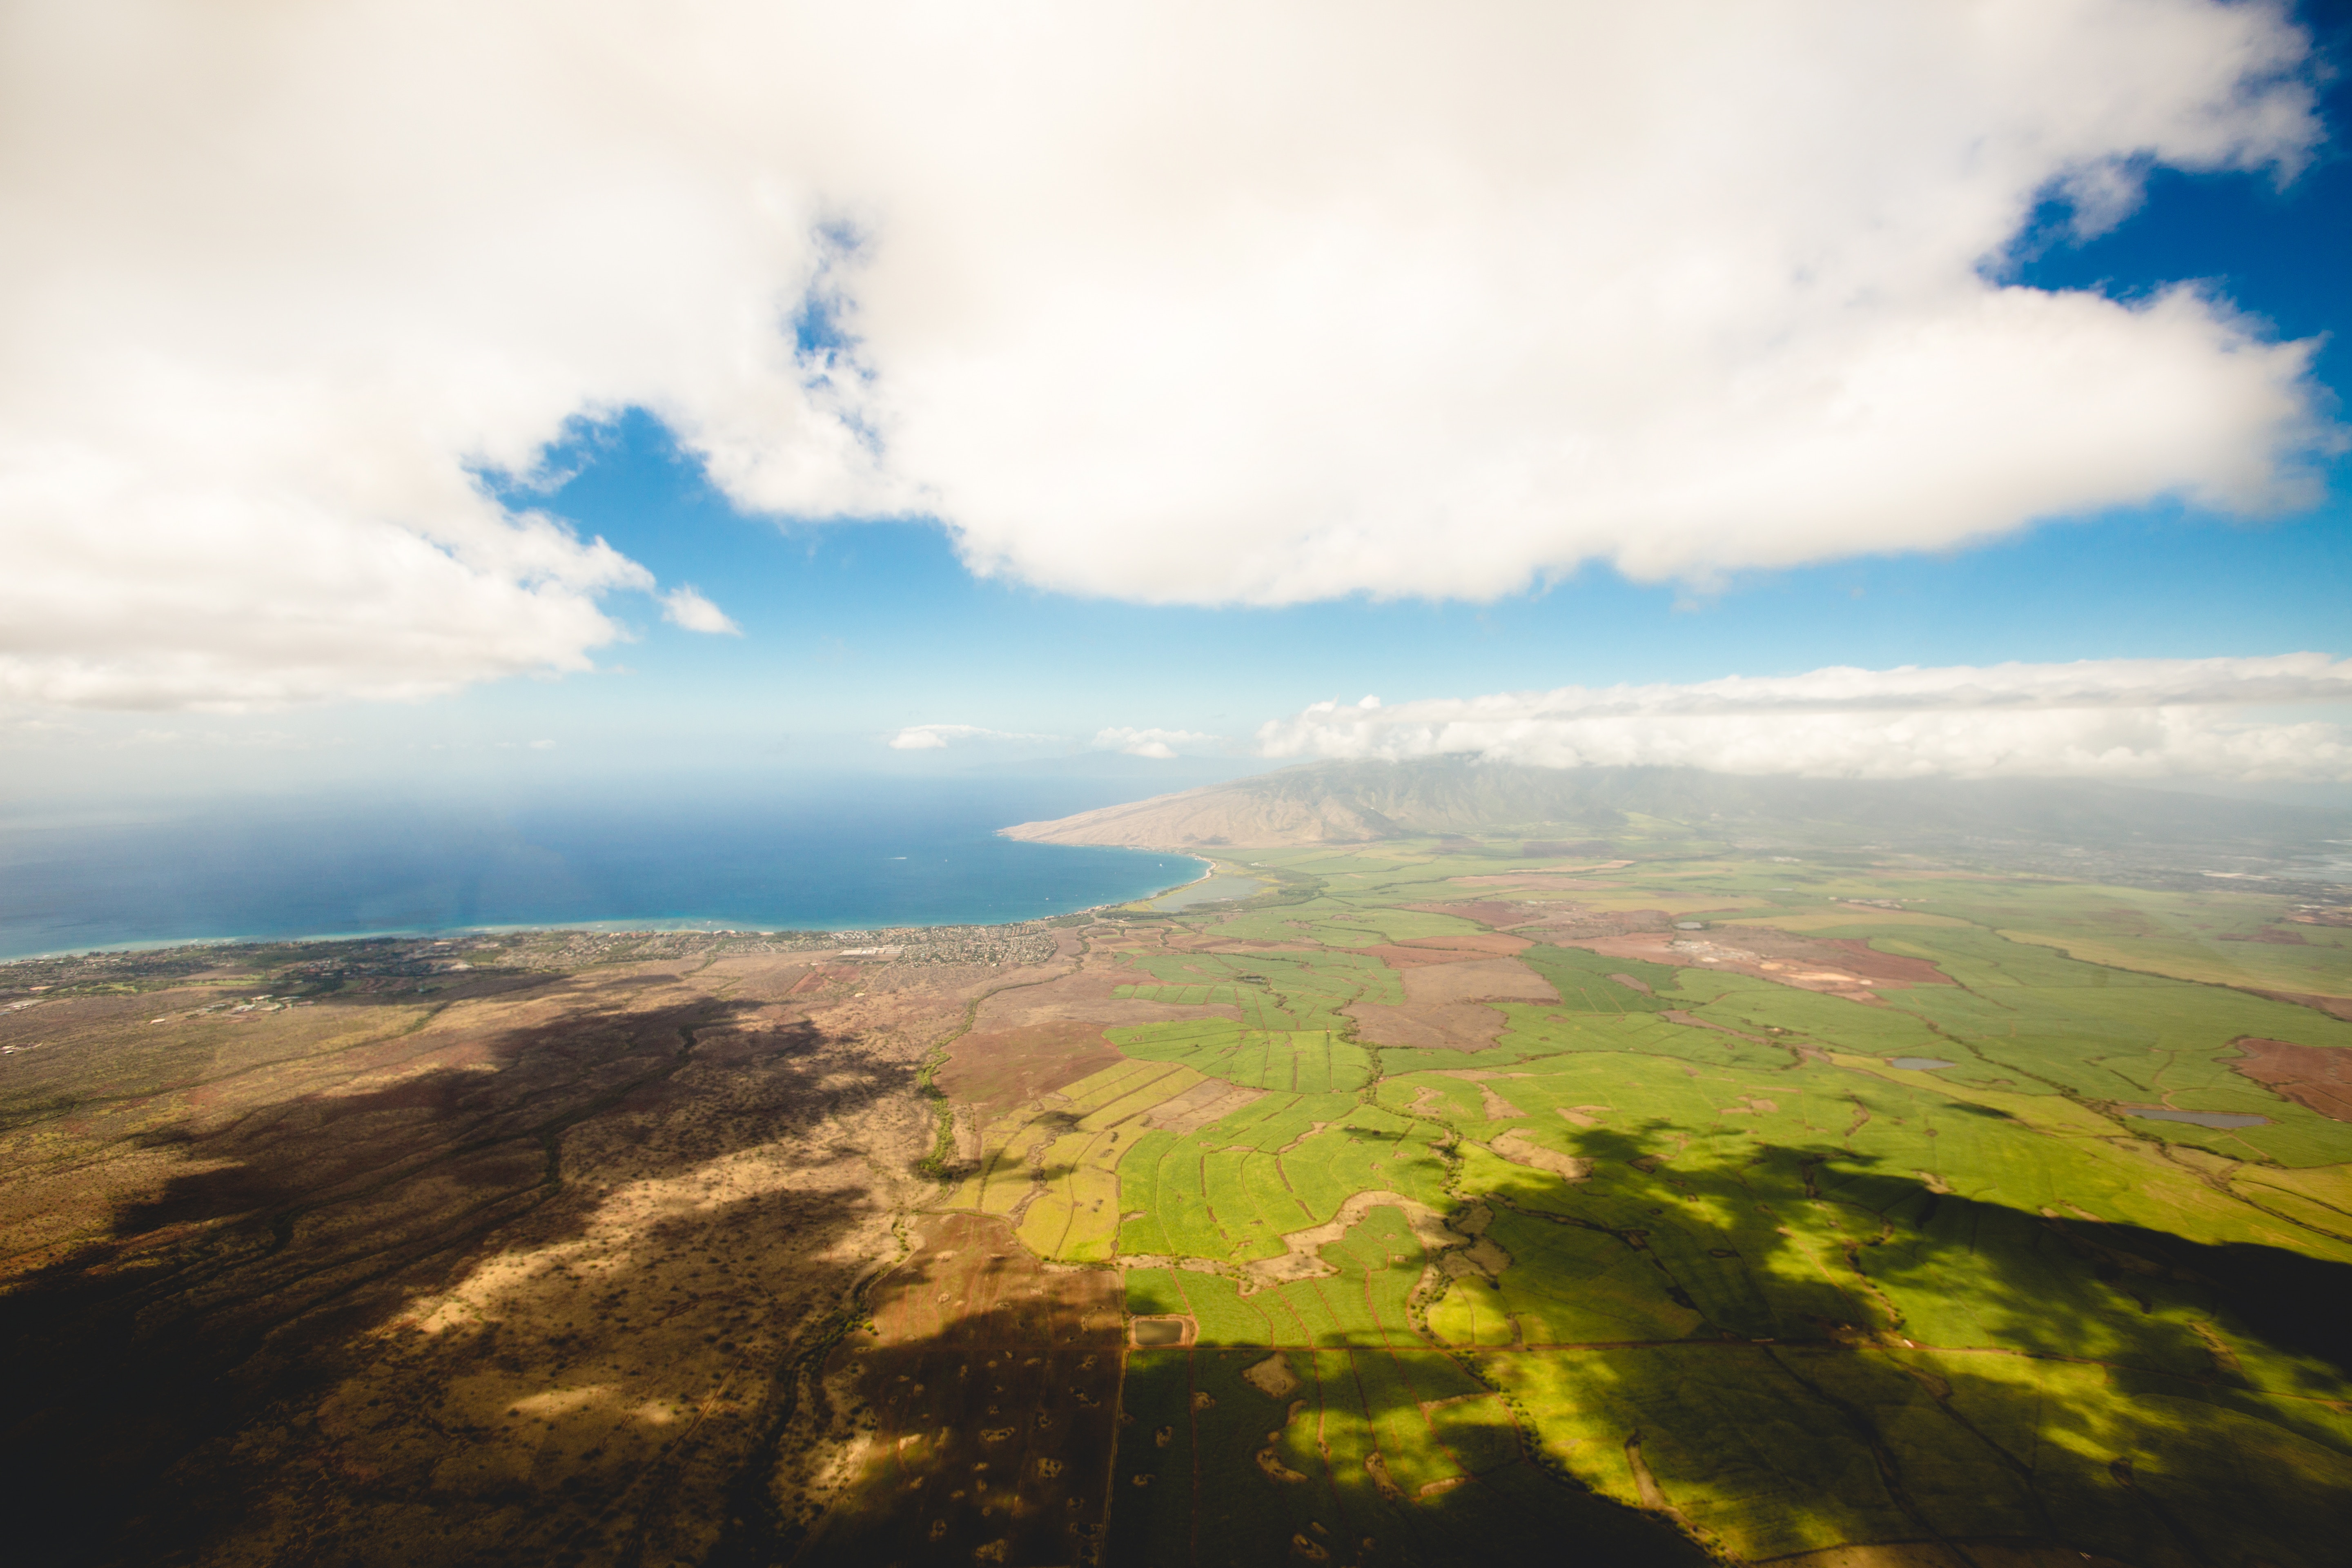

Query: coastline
[{"left": 0, "top": 851, "right": 1218, "bottom": 966}]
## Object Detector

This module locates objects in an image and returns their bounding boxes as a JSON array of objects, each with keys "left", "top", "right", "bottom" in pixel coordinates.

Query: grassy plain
[{"left": 917, "top": 835, "right": 2352, "bottom": 1566}]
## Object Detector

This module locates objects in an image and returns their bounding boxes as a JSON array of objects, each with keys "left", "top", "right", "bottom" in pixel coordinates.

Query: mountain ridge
[{"left": 999, "top": 757, "right": 2352, "bottom": 869}]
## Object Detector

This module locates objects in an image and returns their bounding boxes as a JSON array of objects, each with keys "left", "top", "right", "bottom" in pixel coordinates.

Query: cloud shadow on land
[
  {"left": 1459, "top": 1119, "right": 2352, "bottom": 1568},
  {"left": 761, "top": 1204, "right": 1715, "bottom": 1568},
  {"left": 0, "top": 974, "right": 921, "bottom": 1568}
]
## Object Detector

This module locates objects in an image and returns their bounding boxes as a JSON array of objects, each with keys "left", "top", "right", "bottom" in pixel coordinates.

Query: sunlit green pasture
[{"left": 953, "top": 839, "right": 2352, "bottom": 1564}]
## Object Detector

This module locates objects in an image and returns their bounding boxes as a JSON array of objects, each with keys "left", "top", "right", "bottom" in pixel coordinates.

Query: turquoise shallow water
[{"left": 0, "top": 777, "right": 1205, "bottom": 958}]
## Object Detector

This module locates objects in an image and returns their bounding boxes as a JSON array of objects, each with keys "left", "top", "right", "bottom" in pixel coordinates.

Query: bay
[{"left": 0, "top": 776, "right": 1205, "bottom": 958}]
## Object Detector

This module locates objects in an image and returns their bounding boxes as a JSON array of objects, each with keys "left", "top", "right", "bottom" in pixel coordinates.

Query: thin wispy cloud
[
  {"left": 884, "top": 724, "right": 1059, "bottom": 751},
  {"left": 0, "top": 1, "right": 2334, "bottom": 708},
  {"left": 1090, "top": 727, "right": 1226, "bottom": 760},
  {"left": 658, "top": 587, "right": 741, "bottom": 636},
  {"left": 1256, "top": 655, "right": 2352, "bottom": 782}
]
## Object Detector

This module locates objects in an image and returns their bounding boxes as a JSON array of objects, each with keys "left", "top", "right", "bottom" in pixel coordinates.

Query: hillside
[{"left": 1001, "top": 756, "right": 2352, "bottom": 873}]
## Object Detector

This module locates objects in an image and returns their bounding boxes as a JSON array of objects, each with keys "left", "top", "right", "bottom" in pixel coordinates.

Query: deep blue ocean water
[{"left": 0, "top": 777, "right": 1205, "bottom": 959}]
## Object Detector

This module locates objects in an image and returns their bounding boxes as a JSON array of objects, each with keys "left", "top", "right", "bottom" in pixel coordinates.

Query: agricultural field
[
  {"left": 914, "top": 837, "right": 2352, "bottom": 1567},
  {"left": 2, "top": 839, "right": 2345, "bottom": 1566}
]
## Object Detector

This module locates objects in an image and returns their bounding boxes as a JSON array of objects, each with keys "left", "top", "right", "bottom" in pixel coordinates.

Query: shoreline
[{"left": 0, "top": 852, "right": 1217, "bottom": 967}]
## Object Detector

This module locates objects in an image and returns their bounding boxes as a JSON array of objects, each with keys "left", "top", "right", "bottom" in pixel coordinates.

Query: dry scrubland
[{"left": 2, "top": 837, "right": 2349, "bottom": 1567}]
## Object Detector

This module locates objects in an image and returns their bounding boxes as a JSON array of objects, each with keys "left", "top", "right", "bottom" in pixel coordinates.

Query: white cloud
[
  {"left": 659, "top": 586, "right": 741, "bottom": 636},
  {"left": 1090, "top": 726, "right": 1227, "bottom": 760},
  {"left": 886, "top": 723, "right": 1057, "bottom": 751},
  {"left": 1255, "top": 655, "right": 2352, "bottom": 782},
  {"left": 0, "top": 1, "right": 2336, "bottom": 707}
]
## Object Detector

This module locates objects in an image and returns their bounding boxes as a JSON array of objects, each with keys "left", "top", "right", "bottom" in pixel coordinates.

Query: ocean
[{"left": 0, "top": 776, "right": 1206, "bottom": 959}]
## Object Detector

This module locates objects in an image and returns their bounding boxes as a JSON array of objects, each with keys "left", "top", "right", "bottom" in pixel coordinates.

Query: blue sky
[
  {"left": 4, "top": 0, "right": 2350, "bottom": 807},
  {"left": 457, "top": 49, "right": 2352, "bottom": 784},
  {"left": 508, "top": 415, "right": 2352, "bottom": 742}
]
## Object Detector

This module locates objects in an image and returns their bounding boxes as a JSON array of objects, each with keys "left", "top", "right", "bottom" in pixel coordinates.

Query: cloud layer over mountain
[
  {"left": 0, "top": 0, "right": 2334, "bottom": 707},
  {"left": 1255, "top": 655, "right": 2352, "bottom": 781}
]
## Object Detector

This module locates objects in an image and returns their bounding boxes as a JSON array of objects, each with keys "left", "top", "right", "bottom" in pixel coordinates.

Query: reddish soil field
[
  {"left": 1713, "top": 927, "right": 1954, "bottom": 985},
  {"left": 788, "top": 962, "right": 868, "bottom": 996},
  {"left": 1363, "top": 933, "right": 1532, "bottom": 968},
  {"left": 1400, "top": 956, "right": 1559, "bottom": 1006},
  {"left": 1547, "top": 928, "right": 1949, "bottom": 1001},
  {"left": 806, "top": 1212, "right": 1124, "bottom": 1567},
  {"left": 1404, "top": 899, "right": 1535, "bottom": 929},
  {"left": 2251, "top": 989, "right": 2352, "bottom": 1022},
  {"left": 2230, "top": 1036, "right": 2352, "bottom": 1122},
  {"left": 1345, "top": 1000, "right": 1509, "bottom": 1051},
  {"left": 938, "top": 1020, "right": 1127, "bottom": 1113},
  {"left": 972, "top": 965, "right": 1243, "bottom": 1031}
]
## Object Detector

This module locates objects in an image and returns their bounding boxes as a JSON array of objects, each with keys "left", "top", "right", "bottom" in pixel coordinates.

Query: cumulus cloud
[
  {"left": 0, "top": 1, "right": 2336, "bottom": 707},
  {"left": 885, "top": 724, "right": 1058, "bottom": 751},
  {"left": 1255, "top": 655, "right": 2352, "bottom": 782},
  {"left": 659, "top": 587, "right": 741, "bottom": 636},
  {"left": 1090, "top": 726, "right": 1227, "bottom": 760}
]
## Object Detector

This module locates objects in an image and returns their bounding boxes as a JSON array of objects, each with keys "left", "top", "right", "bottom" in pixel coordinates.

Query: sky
[{"left": 3, "top": 0, "right": 2350, "bottom": 814}]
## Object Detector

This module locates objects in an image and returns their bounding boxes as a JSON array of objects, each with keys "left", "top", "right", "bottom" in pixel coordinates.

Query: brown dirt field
[
  {"left": 1508, "top": 905, "right": 1677, "bottom": 939},
  {"left": 692, "top": 953, "right": 818, "bottom": 999},
  {"left": 1400, "top": 956, "right": 1559, "bottom": 1006},
  {"left": 1490, "top": 1132, "right": 1590, "bottom": 1180},
  {"left": 1344, "top": 1000, "right": 1510, "bottom": 1051},
  {"left": 1711, "top": 927, "right": 1954, "bottom": 985},
  {"left": 1241, "top": 1351, "right": 1301, "bottom": 1398},
  {"left": 1544, "top": 930, "right": 1936, "bottom": 1002},
  {"left": 1362, "top": 944, "right": 1459, "bottom": 969},
  {"left": 804, "top": 1211, "right": 1123, "bottom": 1568},
  {"left": 0, "top": 948, "right": 971, "bottom": 1568},
  {"left": 1403, "top": 899, "right": 1535, "bottom": 929},
  {"left": 938, "top": 1020, "right": 1126, "bottom": 1114},
  {"left": 1362, "top": 933, "right": 1532, "bottom": 968},
  {"left": 2251, "top": 988, "right": 2352, "bottom": 1021},
  {"left": 2229, "top": 1036, "right": 2352, "bottom": 1122},
  {"left": 1141, "top": 1077, "right": 1267, "bottom": 1134},
  {"left": 971, "top": 964, "right": 1244, "bottom": 1031},
  {"left": 788, "top": 961, "right": 869, "bottom": 995}
]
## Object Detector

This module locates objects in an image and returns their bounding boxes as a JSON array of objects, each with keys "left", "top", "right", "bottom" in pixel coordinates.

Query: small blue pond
[{"left": 1887, "top": 1058, "right": 1957, "bottom": 1071}]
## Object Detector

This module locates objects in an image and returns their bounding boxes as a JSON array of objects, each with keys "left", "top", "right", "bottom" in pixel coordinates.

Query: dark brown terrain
[{"left": 0, "top": 932, "right": 1020, "bottom": 1567}]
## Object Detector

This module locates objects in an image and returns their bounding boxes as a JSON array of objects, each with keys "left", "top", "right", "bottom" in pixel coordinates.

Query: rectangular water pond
[{"left": 2119, "top": 1106, "right": 2272, "bottom": 1129}]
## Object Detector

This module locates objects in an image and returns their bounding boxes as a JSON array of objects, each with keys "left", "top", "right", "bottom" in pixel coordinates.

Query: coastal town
[{"left": 0, "top": 918, "right": 1078, "bottom": 1006}]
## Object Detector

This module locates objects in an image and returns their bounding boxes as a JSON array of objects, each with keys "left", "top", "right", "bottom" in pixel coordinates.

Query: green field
[{"left": 931, "top": 840, "right": 2352, "bottom": 1565}]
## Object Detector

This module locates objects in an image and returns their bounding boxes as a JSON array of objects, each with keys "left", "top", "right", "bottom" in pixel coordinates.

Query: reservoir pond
[{"left": 2119, "top": 1106, "right": 2273, "bottom": 1129}]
